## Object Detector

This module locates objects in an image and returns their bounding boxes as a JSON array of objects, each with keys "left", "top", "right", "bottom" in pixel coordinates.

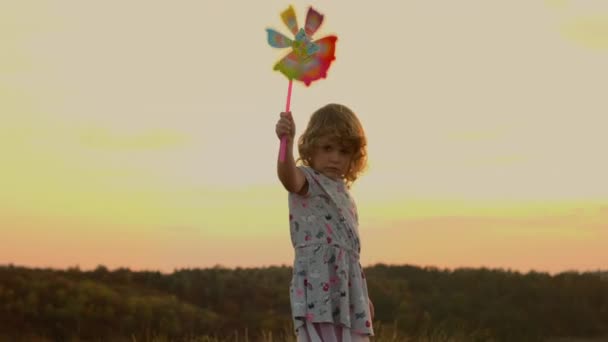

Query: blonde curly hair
[{"left": 296, "top": 103, "right": 368, "bottom": 188}]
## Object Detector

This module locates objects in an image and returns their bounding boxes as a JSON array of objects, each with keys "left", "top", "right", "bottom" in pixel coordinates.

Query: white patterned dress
[{"left": 288, "top": 166, "right": 374, "bottom": 340}]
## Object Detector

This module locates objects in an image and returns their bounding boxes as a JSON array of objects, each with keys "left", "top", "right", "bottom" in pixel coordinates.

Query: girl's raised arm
[{"left": 276, "top": 112, "right": 307, "bottom": 195}]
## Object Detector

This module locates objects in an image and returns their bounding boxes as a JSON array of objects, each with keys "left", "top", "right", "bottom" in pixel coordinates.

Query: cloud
[
  {"left": 560, "top": 15, "right": 608, "bottom": 50},
  {"left": 544, "top": 1, "right": 608, "bottom": 51},
  {"left": 544, "top": 0, "right": 569, "bottom": 10}
]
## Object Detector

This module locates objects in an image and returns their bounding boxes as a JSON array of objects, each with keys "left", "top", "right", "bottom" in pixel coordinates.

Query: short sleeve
[{"left": 296, "top": 166, "right": 322, "bottom": 198}]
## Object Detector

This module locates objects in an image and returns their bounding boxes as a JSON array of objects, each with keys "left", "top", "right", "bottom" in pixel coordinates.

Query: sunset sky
[{"left": 1, "top": 1, "right": 607, "bottom": 275}]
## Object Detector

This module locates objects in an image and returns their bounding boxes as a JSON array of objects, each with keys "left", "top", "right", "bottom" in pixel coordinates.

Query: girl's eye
[{"left": 323, "top": 145, "right": 332, "bottom": 151}]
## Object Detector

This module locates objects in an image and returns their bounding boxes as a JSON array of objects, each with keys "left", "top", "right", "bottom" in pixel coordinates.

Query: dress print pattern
[{"left": 288, "top": 166, "right": 374, "bottom": 336}]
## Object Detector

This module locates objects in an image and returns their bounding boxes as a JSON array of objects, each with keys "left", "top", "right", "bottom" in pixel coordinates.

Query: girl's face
[{"left": 310, "top": 136, "right": 354, "bottom": 181}]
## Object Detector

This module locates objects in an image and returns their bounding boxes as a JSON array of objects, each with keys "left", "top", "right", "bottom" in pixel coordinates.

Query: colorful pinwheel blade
[
  {"left": 266, "top": 28, "right": 293, "bottom": 48},
  {"left": 281, "top": 6, "right": 299, "bottom": 36},
  {"left": 273, "top": 35, "right": 337, "bottom": 86},
  {"left": 304, "top": 7, "right": 324, "bottom": 37}
]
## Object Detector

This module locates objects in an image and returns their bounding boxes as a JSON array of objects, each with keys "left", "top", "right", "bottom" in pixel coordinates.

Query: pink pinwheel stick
[{"left": 279, "top": 79, "right": 293, "bottom": 163}]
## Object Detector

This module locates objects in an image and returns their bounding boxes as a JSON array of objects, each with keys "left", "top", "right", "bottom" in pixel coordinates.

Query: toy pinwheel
[{"left": 266, "top": 5, "right": 337, "bottom": 162}]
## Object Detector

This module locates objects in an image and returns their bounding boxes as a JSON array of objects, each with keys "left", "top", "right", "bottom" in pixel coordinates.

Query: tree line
[{"left": 0, "top": 263, "right": 607, "bottom": 341}]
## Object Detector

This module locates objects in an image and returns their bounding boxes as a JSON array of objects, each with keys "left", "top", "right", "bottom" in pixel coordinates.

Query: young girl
[{"left": 275, "top": 103, "right": 375, "bottom": 342}]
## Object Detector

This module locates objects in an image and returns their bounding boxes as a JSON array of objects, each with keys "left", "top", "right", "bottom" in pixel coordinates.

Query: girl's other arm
[{"left": 275, "top": 112, "right": 307, "bottom": 195}]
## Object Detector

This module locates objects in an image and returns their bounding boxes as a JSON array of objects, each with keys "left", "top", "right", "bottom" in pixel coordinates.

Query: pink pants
[{"left": 296, "top": 322, "right": 370, "bottom": 342}]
